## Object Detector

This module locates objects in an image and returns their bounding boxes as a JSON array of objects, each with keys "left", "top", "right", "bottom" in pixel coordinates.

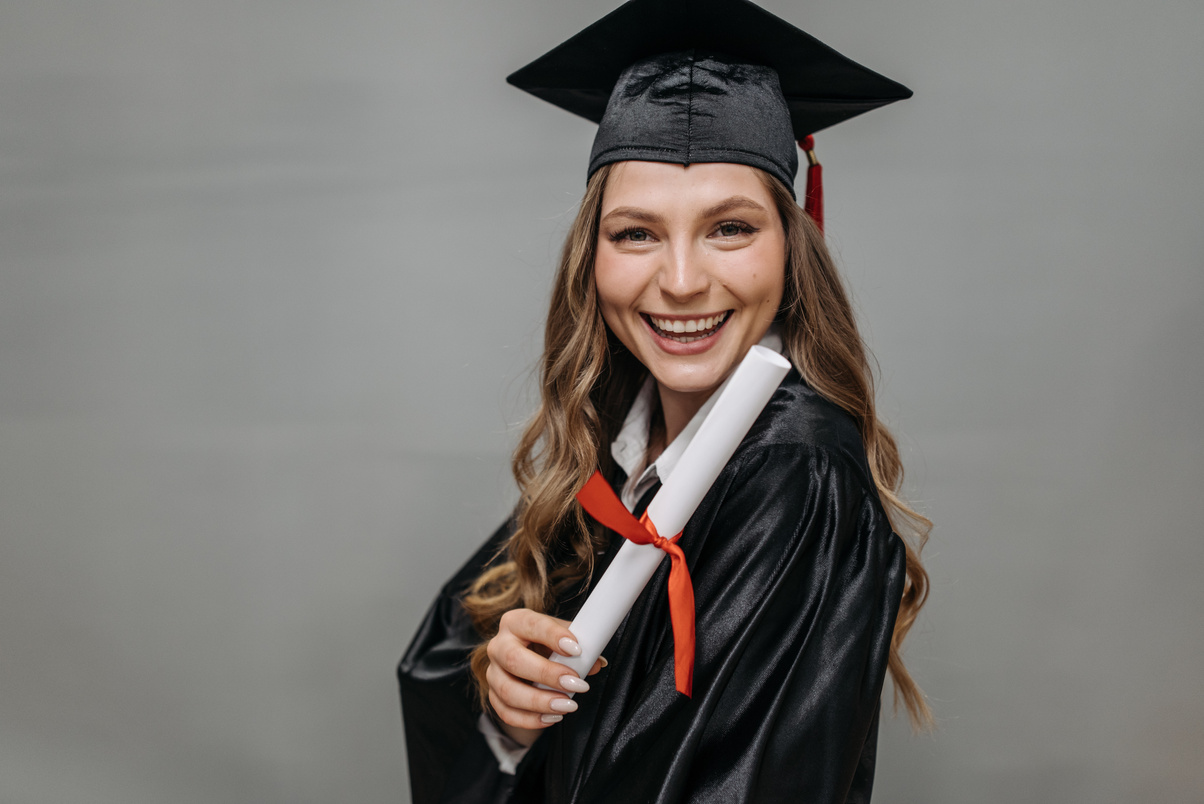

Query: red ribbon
[{"left": 575, "top": 470, "right": 695, "bottom": 697}]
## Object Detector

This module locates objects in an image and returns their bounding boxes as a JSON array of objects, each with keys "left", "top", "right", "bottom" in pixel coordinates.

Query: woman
[{"left": 400, "top": 2, "right": 930, "bottom": 802}]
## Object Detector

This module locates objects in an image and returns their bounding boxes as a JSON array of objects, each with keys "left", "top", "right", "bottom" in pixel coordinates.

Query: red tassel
[{"left": 798, "top": 135, "right": 824, "bottom": 233}]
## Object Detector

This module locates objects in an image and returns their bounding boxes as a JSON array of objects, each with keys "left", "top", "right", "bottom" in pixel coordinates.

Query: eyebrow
[
  {"left": 599, "top": 195, "right": 768, "bottom": 226},
  {"left": 699, "top": 196, "right": 768, "bottom": 218},
  {"left": 599, "top": 206, "right": 663, "bottom": 226}
]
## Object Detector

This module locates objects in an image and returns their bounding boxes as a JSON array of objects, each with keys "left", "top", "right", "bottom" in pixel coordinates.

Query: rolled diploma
[{"left": 551, "top": 345, "right": 791, "bottom": 683}]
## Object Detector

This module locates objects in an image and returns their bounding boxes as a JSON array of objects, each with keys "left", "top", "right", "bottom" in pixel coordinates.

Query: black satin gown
[{"left": 399, "top": 371, "right": 906, "bottom": 803}]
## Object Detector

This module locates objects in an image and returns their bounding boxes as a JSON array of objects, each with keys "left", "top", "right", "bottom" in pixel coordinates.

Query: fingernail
[
  {"left": 540, "top": 714, "right": 563, "bottom": 724},
  {"left": 559, "top": 674, "right": 590, "bottom": 694},
  {"left": 599, "top": 656, "right": 609, "bottom": 668},
  {"left": 558, "top": 637, "right": 581, "bottom": 657},
  {"left": 550, "top": 698, "right": 578, "bottom": 713}
]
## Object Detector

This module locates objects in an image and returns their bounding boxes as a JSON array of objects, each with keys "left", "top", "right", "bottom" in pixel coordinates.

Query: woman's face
[{"left": 595, "top": 161, "right": 786, "bottom": 405}]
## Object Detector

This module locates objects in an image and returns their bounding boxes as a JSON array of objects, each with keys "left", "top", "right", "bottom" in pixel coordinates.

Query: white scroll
[{"left": 551, "top": 345, "right": 791, "bottom": 683}]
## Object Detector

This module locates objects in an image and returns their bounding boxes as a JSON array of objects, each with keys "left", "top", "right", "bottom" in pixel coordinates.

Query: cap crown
[{"left": 588, "top": 51, "right": 798, "bottom": 190}]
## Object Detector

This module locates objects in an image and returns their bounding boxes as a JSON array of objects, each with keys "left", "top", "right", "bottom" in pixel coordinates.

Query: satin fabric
[
  {"left": 399, "top": 371, "right": 906, "bottom": 803},
  {"left": 588, "top": 52, "right": 799, "bottom": 193}
]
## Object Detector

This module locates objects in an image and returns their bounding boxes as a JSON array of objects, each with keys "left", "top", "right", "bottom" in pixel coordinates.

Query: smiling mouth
[{"left": 643, "top": 311, "right": 731, "bottom": 343}]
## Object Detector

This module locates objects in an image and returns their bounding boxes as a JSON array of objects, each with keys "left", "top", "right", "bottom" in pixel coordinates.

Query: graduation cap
[{"left": 508, "top": 0, "right": 912, "bottom": 227}]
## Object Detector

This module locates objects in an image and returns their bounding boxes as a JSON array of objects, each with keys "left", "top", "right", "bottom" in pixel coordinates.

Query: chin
[{"left": 647, "top": 364, "right": 727, "bottom": 396}]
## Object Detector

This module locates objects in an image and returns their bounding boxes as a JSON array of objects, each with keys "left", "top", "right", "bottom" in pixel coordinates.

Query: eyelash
[
  {"left": 607, "top": 221, "right": 758, "bottom": 243},
  {"left": 714, "top": 220, "right": 757, "bottom": 237},
  {"left": 609, "top": 226, "right": 648, "bottom": 243}
]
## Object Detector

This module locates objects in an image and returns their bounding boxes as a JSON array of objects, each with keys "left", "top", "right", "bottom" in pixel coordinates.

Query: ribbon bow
[{"left": 575, "top": 470, "right": 695, "bottom": 697}]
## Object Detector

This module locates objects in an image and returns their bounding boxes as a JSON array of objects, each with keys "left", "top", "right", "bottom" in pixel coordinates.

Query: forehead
[{"left": 600, "top": 161, "right": 774, "bottom": 215}]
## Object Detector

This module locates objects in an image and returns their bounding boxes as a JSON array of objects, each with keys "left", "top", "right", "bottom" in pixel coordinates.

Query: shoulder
[
  {"left": 683, "top": 371, "right": 897, "bottom": 564},
  {"left": 681, "top": 371, "right": 905, "bottom": 629},
  {"left": 731, "top": 369, "right": 875, "bottom": 492}
]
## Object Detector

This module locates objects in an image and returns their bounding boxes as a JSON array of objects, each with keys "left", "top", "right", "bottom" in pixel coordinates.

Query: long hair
[
  {"left": 463, "top": 163, "right": 932, "bottom": 729},
  {"left": 763, "top": 173, "right": 932, "bottom": 728}
]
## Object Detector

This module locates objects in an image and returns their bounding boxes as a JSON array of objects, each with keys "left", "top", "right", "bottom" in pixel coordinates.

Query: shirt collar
[{"left": 610, "top": 377, "right": 657, "bottom": 482}]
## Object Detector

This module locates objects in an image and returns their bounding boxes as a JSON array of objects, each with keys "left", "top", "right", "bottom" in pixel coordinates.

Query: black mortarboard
[{"left": 508, "top": 0, "right": 911, "bottom": 198}]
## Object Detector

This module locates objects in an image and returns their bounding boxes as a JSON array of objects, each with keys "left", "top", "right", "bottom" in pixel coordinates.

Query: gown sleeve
[
  {"left": 398, "top": 518, "right": 519, "bottom": 804},
  {"left": 553, "top": 430, "right": 906, "bottom": 803}
]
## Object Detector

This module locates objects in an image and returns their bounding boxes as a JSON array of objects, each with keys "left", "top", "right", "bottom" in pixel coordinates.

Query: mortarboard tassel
[{"left": 799, "top": 135, "right": 824, "bottom": 233}]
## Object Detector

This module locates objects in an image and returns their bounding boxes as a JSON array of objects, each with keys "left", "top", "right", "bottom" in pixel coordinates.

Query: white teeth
[{"left": 649, "top": 311, "right": 729, "bottom": 341}]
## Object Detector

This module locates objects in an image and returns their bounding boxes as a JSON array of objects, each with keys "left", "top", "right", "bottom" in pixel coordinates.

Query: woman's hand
[{"left": 486, "top": 608, "right": 605, "bottom": 746}]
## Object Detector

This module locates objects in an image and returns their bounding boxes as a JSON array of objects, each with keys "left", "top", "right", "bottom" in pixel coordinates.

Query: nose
[{"left": 657, "top": 241, "right": 709, "bottom": 302}]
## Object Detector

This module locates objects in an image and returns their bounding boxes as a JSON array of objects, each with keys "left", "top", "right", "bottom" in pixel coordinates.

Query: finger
[
  {"left": 500, "top": 609, "right": 582, "bottom": 658},
  {"left": 486, "top": 661, "right": 579, "bottom": 716},
  {"left": 490, "top": 624, "right": 593, "bottom": 693},
  {"left": 586, "top": 655, "right": 608, "bottom": 677},
  {"left": 488, "top": 632, "right": 580, "bottom": 691},
  {"left": 488, "top": 690, "right": 553, "bottom": 731},
  {"left": 547, "top": 616, "right": 586, "bottom": 658}
]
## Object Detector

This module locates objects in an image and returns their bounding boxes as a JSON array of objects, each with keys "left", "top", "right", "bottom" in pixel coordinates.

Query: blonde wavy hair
[{"left": 463, "top": 164, "right": 932, "bottom": 729}]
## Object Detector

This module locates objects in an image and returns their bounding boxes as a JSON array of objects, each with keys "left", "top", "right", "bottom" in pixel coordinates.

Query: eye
[
  {"left": 714, "top": 220, "right": 756, "bottom": 238},
  {"left": 610, "top": 227, "right": 652, "bottom": 243}
]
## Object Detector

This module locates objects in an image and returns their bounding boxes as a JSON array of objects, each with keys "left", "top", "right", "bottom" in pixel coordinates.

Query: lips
[{"left": 643, "top": 311, "right": 730, "bottom": 343}]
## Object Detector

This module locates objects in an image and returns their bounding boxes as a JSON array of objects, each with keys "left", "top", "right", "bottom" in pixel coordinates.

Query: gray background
[{"left": 1, "top": 0, "right": 1201, "bottom": 802}]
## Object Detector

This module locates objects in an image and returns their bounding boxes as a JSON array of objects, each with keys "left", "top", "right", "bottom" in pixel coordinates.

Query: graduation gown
[{"left": 399, "top": 371, "right": 906, "bottom": 803}]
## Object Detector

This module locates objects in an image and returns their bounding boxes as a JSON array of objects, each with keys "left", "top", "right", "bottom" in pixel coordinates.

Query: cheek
[
  {"left": 593, "top": 256, "right": 630, "bottom": 335},
  {"left": 760, "top": 235, "right": 787, "bottom": 309},
  {"left": 728, "top": 242, "right": 787, "bottom": 310},
  {"left": 765, "top": 269, "right": 786, "bottom": 309},
  {"left": 594, "top": 254, "right": 635, "bottom": 320}
]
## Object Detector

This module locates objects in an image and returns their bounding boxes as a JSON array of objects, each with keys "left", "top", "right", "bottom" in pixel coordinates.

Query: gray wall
[{"left": 2, "top": 1, "right": 1201, "bottom": 801}]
